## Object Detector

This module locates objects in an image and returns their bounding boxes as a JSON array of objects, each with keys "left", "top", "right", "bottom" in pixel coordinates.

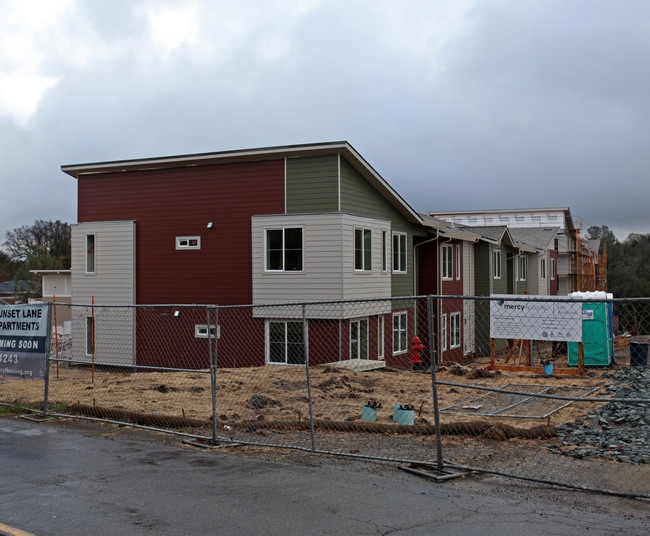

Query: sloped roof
[
  {"left": 419, "top": 214, "right": 481, "bottom": 242},
  {"left": 62, "top": 141, "right": 425, "bottom": 226},
  {"left": 508, "top": 227, "right": 560, "bottom": 251}
]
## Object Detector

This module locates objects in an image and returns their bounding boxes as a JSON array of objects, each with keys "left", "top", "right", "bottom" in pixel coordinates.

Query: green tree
[
  {"left": 586, "top": 225, "right": 617, "bottom": 244},
  {"left": 0, "top": 250, "right": 18, "bottom": 282},
  {"left": 607, "top": 233, "right": 650, "bottom": 297},
  {"left": 12, "top": 244, "right": 64, "bottom": 303},
  {"left": 4, "top": 219, "right": 71, "bottom": 267}
]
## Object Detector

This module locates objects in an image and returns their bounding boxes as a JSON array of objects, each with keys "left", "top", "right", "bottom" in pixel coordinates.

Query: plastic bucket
[
  {"left": 629, "top": 342, "right": 648, "bottom": 367},
  {"left": 543, "top": 363, "right": 553, "bottom": 375}
]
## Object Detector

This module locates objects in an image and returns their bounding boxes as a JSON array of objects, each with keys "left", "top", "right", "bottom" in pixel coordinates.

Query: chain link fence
[{"left": 1, "top": 296, "right": 649, "bottom": 498}]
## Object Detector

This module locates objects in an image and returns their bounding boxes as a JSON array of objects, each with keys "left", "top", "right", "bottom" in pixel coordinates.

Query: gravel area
[{"left": 552, "top": 366, "right": 650, "bottom": 464}]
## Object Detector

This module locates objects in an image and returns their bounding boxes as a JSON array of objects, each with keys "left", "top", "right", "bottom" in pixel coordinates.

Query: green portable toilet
[{"left": 568, "top": 292, "right": 614, "bottom": 366}]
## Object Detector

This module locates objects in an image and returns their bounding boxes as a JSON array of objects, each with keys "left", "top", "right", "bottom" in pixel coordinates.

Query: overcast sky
[{"left": 1, "top": 0, "right": 649, "bottom": 243}]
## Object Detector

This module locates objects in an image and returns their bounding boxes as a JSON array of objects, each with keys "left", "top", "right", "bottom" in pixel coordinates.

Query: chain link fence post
[
  {"left": 209, "top": 305, "right": 219, "bottom": 444},
  {"left": 303, "top": 304, "right": 316, "bottom": 451},
  {"left": 427, "top": 295, "right": 444, "bottom": 469},
  {"left": 42, "top": 302, "right": 52, "bottom": 417}
]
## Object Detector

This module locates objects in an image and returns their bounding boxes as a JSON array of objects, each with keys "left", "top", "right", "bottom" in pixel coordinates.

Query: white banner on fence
[
  {"left": 489, "top": 295, "right": 583, "bottom": 342},
  {"left": 0, "top": 303, "right": 49, "bottom": 379}
]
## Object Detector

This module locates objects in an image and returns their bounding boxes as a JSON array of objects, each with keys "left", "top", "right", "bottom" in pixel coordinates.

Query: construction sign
[
  {"left": 0, "top": 303, "right": 50, "bottom": 379},
  {"left": 490, "top": 295, "right": 583, "bottom": 342}
]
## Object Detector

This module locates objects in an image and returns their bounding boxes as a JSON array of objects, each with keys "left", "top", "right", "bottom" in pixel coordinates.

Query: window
[
  {"left": 392, "top": 312, "right": 408, "bottom": 355},
  {"left": 441, "top": 314, "right": 447, "bottom": 351},
  {"left": 382, "top": 231, "right": 389, "bottom": 272},
  {"left": 551, "top": 258, "right": 556, "bottom": 280},
  {"left": 378, "top": 316, "right": 384, "bottom": 359},
  {"left": 266, "top": 228, "right": 303, "bottom": 271},
  {"left": 350, "top": 318, "right": 369, "bottom": 359},
  {"left": 442, "top": 244, "right": 453, "bottom": 279},
  {"left": 176, "top": 236, "right": 201, "bottom": 250},
  {"left": 450, "top": 312, "right": 461, "bottom": 349},
  {"left": 86, "top": 234, "right": 95, "bottom": 274},
  {"left": 267, "top": 321, "right": 305, "bottom": 364},
  {"left": 392, "top": 232, "right": 407, "bottom": 273},
  {"left": 194, "top": 324, "right": 219, "bottom": 339},
  {"left": 86, "top": 316, "right": 94, "bottom": 355},
  {"left": 354, "top": 229, "right": 372, "bottom": 271},
  {"left": 456, "top": 245, "right": 461, "bottom": 280},
  {"left": 517, "top": 255, "right": 527, "bottom": 281},
  {"left": 493, "top": 249, "right": 501, "bottom": 279},
  {"left": 540, "top": 258, "right": 547, "bottom": 280}
]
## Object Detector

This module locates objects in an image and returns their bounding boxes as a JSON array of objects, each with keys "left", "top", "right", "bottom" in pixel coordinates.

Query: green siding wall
[
  {"left": 286, "top": 155, "right": 339, "bottom": 213},
  {"left": 339, "top": 157, "right": 425, "bottom": 297}
]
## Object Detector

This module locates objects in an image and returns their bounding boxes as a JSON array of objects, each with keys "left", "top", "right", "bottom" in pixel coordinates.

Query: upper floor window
[
  {"left": 455, "top": 245, "right": 461, "bottom": 280},
  {"left": 392, "top": 232, "right": 407, "bottom": 273},
  {"left": 493, "top": 249, "right": 501, "bottom": 279},
  {"left": 517, "top": 255, "right": 527, "bottom": 281},
  {"left": 442, "top": 244, "right": 453, "bottom": 280},
  {"left": 540, "top": 257, "right": 547, "bottom": 280},
  {"left": 382, "top": 231, "right": 389, "bottom": 272},
  {"left": 354, "top": 228, "right": 372, "bottom": 271},
  {"left": 266, "top": 228, "right": 303, "bottom": 271},
  {"left": 86, "top": 234, "right": 96, "bottom": 274},
  {"left": 176, "top": 236, "right": 201, "bottom": 250}
]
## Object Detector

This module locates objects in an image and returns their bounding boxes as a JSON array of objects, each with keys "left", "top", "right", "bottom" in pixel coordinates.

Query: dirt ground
[{"left": 1, "top": 354, "right": 615, "bottom": 431}]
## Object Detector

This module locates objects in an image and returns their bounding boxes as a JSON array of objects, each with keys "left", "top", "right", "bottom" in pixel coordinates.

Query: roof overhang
[
  {"left": 62, "top": 141, "right": 424, "bottom": 226},
  {"left": 29, "top": 270, "right": 72, "bottom": 276}
]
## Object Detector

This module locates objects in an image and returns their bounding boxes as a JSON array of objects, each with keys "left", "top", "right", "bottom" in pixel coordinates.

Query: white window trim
[
  {"left": 442, "top": 244, "right": 453, "bottom": 280},
  {"left": 540, "top": 257, "right": 547, "bottom": 280},
  {"left": 392, "top": 311, "right": 408, "bottom": 355},
  {"left": 392, "top": 232, "right": 407, "bottom": 273},
  {"left": 493, "top": 249, "right": 501, "bottom": 279},
  {"left": 194, "top": 324, "right": 220, "bottom": 339},
  {"left": 265, "top": 320, "right": 307, "bottom": 366},
  {"left": 455, "top": 245, "right": 461, "bottom": 280},
  {"left": 550, "top": 258, "right": 556, "bottom": 280},
  {"left": 176, "top": 236, "right": 201, "bottom": 250},
  {"left": 381, "top": 230, "right": 389, "bottom": 273},
  {"left": 354, "top": 228, "right": 372, "bottom": 272},
  {"left": 441, "top": 314, "right": 447, "bottom": 352},
  {"left": 378, "top": 316, "right": 384, "bottom": 359},
  {"left": 517, "top": 255, "right": 527, "bottom": 281},
  {"left": 349, "top": 318, "right": 369, "bottom": 359},
  {"left": 85, "top": 234, "right": 96, "bottom": 274},
  {"left": 264, "top": 227, "right": 305, "bottom": 273},
  {"left": 450, "top": 312, "right": 461, "bottom": 349}
]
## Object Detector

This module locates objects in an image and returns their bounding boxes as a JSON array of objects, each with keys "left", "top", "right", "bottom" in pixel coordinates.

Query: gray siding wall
[
  {"left": 70, "top": 221, "right": 136, "bottom": 366},
  {"left": 251, "top": 213, "right": 391, "bottom": 319},
  {"left": 528, "top": 253, "right": 540, "bottom": 295}
]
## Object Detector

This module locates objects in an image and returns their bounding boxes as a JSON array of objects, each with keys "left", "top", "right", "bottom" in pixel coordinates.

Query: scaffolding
[{"left": 568, "top": 217, "right": 608, "bottom": 293}]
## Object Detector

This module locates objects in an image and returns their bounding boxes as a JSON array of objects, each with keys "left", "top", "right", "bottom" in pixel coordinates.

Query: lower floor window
[
  {"left": 86, "top": 316, "right": 94, "bottom": 355},
  {"left": 267, "top": 321, "right": 305, "bottom": 365},
  {"left": 350, "top": 318, "right": 369, "bottom": 359},
  {"left": 450, "top": 312, "right": 461, "bottom": 349},
  {"left": 393, "top": 312, "right": 407, "bottom": 355}
]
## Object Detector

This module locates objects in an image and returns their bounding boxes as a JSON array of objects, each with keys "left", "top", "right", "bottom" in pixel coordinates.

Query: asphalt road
[{"left": 0, "top": 417, "right": 648, "bottom": 535}]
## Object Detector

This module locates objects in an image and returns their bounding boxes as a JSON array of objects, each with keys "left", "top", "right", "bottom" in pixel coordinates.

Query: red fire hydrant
[{"left": 411, "top": 336, "right": 424, "bottom": 370}]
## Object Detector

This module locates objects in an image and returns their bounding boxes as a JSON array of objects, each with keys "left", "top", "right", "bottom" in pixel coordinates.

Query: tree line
[
  {"left": 586, "top": 225, "right": 650, "bottom": 297},
  {"left": 1, "top": 220, "right": 71, "bottom": 302}
]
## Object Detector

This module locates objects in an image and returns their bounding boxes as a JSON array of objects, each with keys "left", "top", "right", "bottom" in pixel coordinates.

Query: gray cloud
[{"left": 1, "top": 0, "right": 648, "bottom": 244}]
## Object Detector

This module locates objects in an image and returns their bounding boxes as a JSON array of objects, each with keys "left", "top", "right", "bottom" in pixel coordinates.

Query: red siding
[
  {"left": 77, "top": 159, "right": 285, "bottom": 305},
  {"left": 549, "top": 250, "right": 558, "bottom": 295}
]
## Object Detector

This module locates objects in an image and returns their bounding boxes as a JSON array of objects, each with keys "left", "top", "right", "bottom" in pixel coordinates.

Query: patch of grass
[{"left": 0, "top": 403, "right": 29, "bottom": 416}]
